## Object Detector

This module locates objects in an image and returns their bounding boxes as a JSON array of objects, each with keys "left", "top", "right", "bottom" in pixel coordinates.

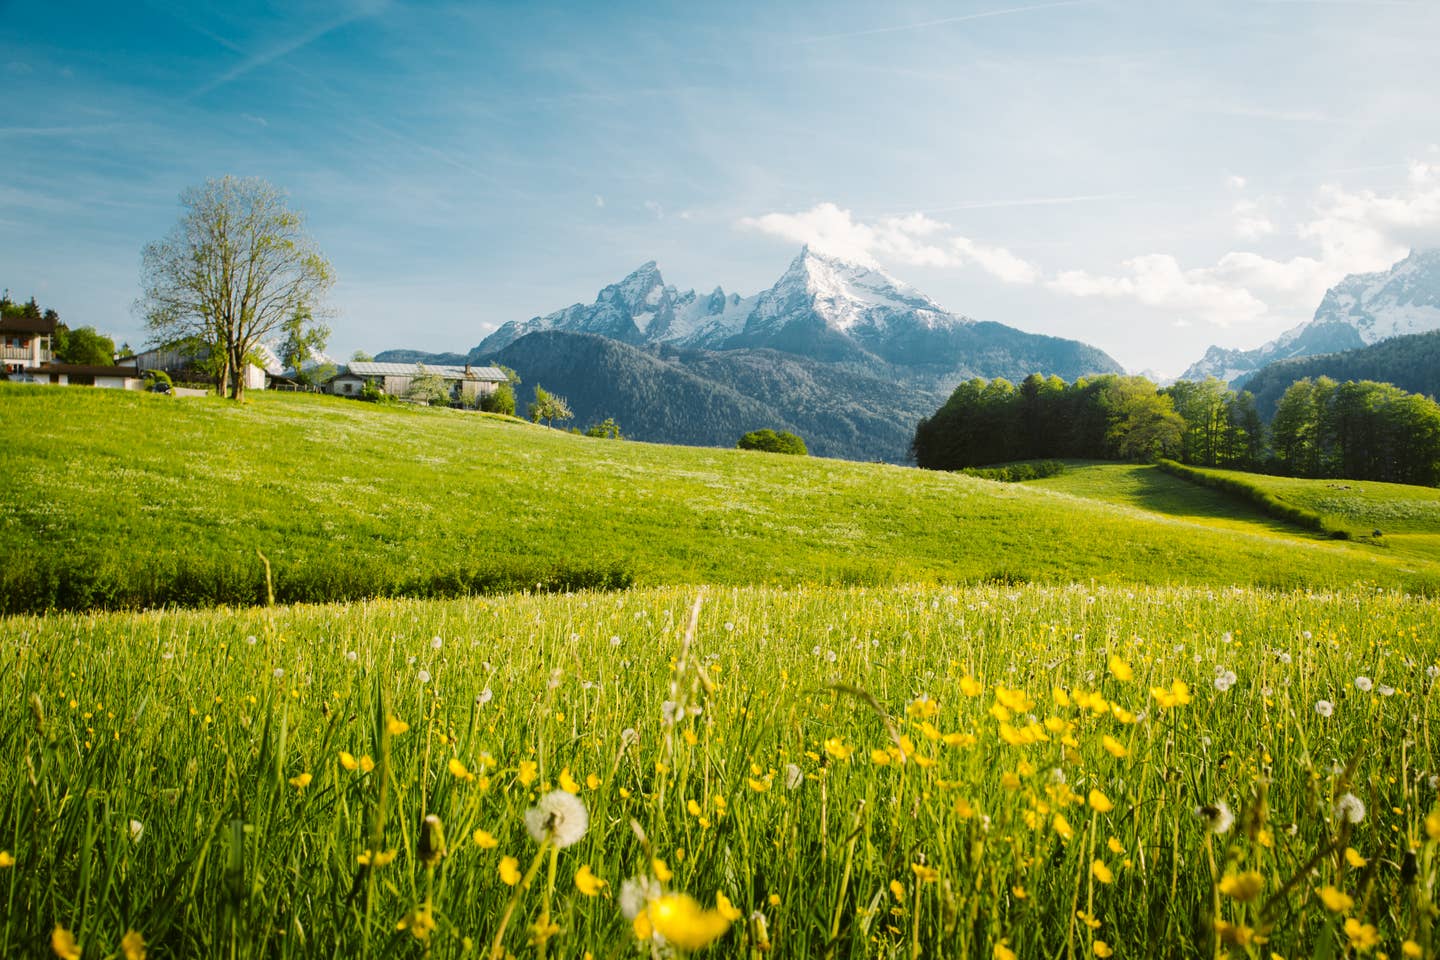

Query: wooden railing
[{"left": 0, "top": 346, "right": 47, "bottom": 362}]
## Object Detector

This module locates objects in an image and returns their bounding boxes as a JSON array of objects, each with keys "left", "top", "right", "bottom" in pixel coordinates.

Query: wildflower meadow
[{"left": 4, "top": 583, "right": 1439, "bottom": 958}]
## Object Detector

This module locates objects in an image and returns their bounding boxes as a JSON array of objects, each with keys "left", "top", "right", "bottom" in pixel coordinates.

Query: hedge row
[
  {"left": 961, "top": 460, "right": 1068, "bottom": 483},
  {"left": 0, "top": 553, "right": 635, "bottom": 616},
  {"left": 1154, "top": 459, "right": 1350, "bottom": 539}
]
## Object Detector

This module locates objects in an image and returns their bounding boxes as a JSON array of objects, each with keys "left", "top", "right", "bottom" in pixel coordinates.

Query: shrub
[
  {"left": 961, "top": 460, "right": 1067, "bottom": 483},
  {"left": 480, "top": 382, "right": 516, "bottom": 416},
  {"left": 1155, "top": 459, "right": 1350, "bottom": 538},
  {"left": 738, "top": 429, "right": 808, "bottom": 455}
]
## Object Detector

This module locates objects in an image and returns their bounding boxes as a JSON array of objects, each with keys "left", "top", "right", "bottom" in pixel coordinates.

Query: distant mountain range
[
  {"left": 1182, "top": 248, "right": 1440, "bottom": 385},
  {"left": 1241, "top": 328, "right": 1440, "bottom": 418},
  {"left": 379, "top": 248, "right": 1123, "bottom": 461}
]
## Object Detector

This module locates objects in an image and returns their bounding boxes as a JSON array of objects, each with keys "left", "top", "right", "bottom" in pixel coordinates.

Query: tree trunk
[{"left": 229, "top": 344, "right": 246, "bottom": 402}]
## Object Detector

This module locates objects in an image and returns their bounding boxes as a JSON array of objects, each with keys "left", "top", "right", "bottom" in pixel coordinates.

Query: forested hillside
[{"left": 1245, "top": 329, "right": 1440, "bottom": 417}]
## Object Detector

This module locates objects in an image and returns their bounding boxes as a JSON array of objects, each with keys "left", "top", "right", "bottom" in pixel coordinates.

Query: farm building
[
  {"left": 1, "top": 313, "right": 57, "bottom": 373},
  {"left": 22, "top": 362, "right": 145, "bottom": 389},
  {"left": 326, "top": 362, "right": 508, "bottom": 404},
  {"left": 129, "top": 342, "right": 277, "bottom": 391}
]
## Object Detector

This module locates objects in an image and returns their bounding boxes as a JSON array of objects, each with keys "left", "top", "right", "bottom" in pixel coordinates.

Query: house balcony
[{"left": 0, "top": 346, "right": 49, "bottom": 365}]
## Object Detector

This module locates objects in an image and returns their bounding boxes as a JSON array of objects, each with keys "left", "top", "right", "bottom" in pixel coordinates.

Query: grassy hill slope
[{"left": 2, "top": 385, "right": 1438, "bottom": 612}]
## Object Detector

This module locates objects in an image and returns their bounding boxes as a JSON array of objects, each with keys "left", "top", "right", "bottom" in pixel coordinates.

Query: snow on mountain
[
  {"left": 473, "top": 262, "right": 752, "bottom": 355},
  {"left": 1181, "top": 248, "right": 1440, "bottom": 385}
]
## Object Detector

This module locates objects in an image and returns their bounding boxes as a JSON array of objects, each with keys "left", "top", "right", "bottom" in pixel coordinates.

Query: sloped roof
[
  {"left": 0, "top": 314, "right": 57, "bottom": 335},
  {"left": 345, "top": 362, "right": 508, "bottom": 381}
]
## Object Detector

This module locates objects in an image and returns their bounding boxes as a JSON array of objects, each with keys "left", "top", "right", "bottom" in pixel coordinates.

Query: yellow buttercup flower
[
  {"left": 824, "top": 737, "right": 854, "bottom": 761},
  {"left": 1218, "top": 871, "right": 1263, "bottom": 901},
  {"left": 385, "top": 715, "right": 409, "bottom": 736},
  {"left": 1151, "top": 681, "right": 1192, "bottom": 709},
  {"left": 1107, "top": 836, "right": 1124, "bottom": 854},
  {"left": 448, "top": 757, "right": 474, "bottom": 781},
  {"left": 1088, "top": 789, "right": 1114, "bottom": 813},
  {"left": 0, "top": 851, "right": 14, "bottom": 868},
  {"left": 1091, "top": 859, "right": 1113, "bottom": 884},
  {"left": 396, "top": 904, "right": 436, "bottom": 941},
  {"left": 574, "top": 864, "right": 606, "bottom": 896},
  {"left": 1344, "top": 918, "right": 1379, "bottom": 952},
  {"left": 1427, "top": 810, "right": 1440, "bottom": 842},
  {"left": 959, "top": 675, "right": 983, "bottom": 697},
  {"left": 1107, "top": 655, "right": 1134, "bottom": 682},
  {"left": 517, "top": 760, "right": 538, "bottom": 787},
  {"left": 889, "top": 879, "right": 905, "bottom": 902},
  {"left": 1054, "top": 813, "right": 1074, "bottom": 840},
  {"left": 356, "top": 849, "right": 397, "bottom": 866},
  {"left": 359, "top": 755, "right": 375, "bottom": 773},
  {"left": 499, "top": 856, "right": 521, "bottom": 886},
  {"left": 51, "top": 926, "right": 82, "bottom": 960},
  {"left": 1344, "top": 848, "right": 1366, "bottom": 869},
  {"left": 586, "top": 773, "right": 601, "bottom": 790},
  {"left": 652, "top": 858, "right": 674, "bottom": 882},
  {"left": 1317, "top": 886, "right": 1354, "bottom": 913},
  {"left": 993, "top": 939, "right": 1017, "bottom": 960},
  {"left": 338, "top": 751, "right": 359, "bottom": 771},
  {"left": 473, "top": 829, "right": 499, "bottom": 849},
  {"left": 716, "top": 891, "right": 743, "bottom": 921},
  {"left": 559, "top": 768, "right": 581, "bottom": 793},
  {"left": 1403, "top": 940, "right": 1424, "bottom": 958},
  {"left": 646, "top": 893, "right": 732, "bottom": 951},
  {"left": 1094, "top": 941, "right": 1113, "bottom": 958},
  {"left": 912, "top": 862, "right": 940, "bottom": 883},
  {"left": 121, "top": 930, "right": 146, "bottom": 960},
  {"left": 288, "top": 772, "right": 312, "bottom": 789}
]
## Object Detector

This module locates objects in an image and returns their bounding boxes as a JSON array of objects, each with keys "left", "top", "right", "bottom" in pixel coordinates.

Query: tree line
[
  {"left": 912, "top": 372, "right": 1440, "bottom": 486},
  {"left": 2, "top": 292, "right": 123, "bottom": 366}
]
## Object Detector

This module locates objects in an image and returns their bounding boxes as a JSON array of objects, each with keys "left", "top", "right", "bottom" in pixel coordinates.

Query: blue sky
[{"left": 3, "top": 0, "right": 1439, "bottom": 374}]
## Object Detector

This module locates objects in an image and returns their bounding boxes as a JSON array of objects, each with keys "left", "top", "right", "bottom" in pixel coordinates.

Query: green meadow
[
  {"left": 5, "top": 387, "right": 1440, "bottom": 958},
  {"left": 4, "top": 584, "right": 1439, "bottom": 959},
  {"left": 2, "top": 385, "right": 1439, "bottom": 614}
]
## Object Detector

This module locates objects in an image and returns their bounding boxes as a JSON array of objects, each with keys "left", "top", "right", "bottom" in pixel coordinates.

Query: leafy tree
[
  {"left": 138, "top": 176, "right": 334, "bottom": 401},
  {"left": 480, "top": 382, "right": 516, "bottom": 415},
  {"left": 527, "top": 385, "right": 574, "bottom": 427},
  {"left": 584, "top": 417, "right": 623, "bottom": 439},
  {"left": 56, "top": 326, "right": 116, "bottom": 366},
  {"left": 738, "top": 429, "right": 808, "bottom": 455},
  {"left": 405, "top": 365, "right": 452, "bottom": 406},
  {"left": 279, "top": 305, "right": 332, "bottom": 386},
  {"left": 351, "top": 350, "right": 374, "bottom": 362}
]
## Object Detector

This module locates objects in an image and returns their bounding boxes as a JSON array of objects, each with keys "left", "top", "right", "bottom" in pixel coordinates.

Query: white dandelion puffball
[
  {"left": 1355, "top": 676, "right": 1373, "bottom": 692},
  {"left": 525, "top": 790, "right": 589, "bottom": 848},
  {"left": 1214, "top": 670, "right": 1237, "bottom": 693},
  {"left": 346, "top": 650, "right": 358, "bottom": 663},
  {"left": 431, "top": 636, "right": 443, "bottom": 650},
  {"left": 661, "top": 700, "right": 678, "bottom": 724},
  {"left": 1335, "top": 793, "right": 1365, "bottom": 824},
  {"left": 1378, "top": 684, "right": 1395, "bottom": 697},
  {"left": 1315, "top": 700, "right": 1334, "bottom": 718},
  {"left": 476, "top": 687, "right": 493, "bottom": 706},
  {"left": 128, "top": 819, "right": 144, "bottom": 843},
  {"left": 785, "top": 763, "right": 804, "bottom": 790},
  {"left": 245, "top": 635, "right": 258, "bottom": 646},
  {"left": 417, "top": 669, "right": 431, "bottom": 684},
  {"left": 1428, "top": 665, "right": 1440, "bottom": 679},
  {"left": 619, "top": 876, "right": 661, "bottom": 920},
  {"left": 610, "top": 635, "right": 621, "bottom": 647},
  {"left": 272, "top": 668, "right": 285, "bottom": 679},
  {"left": 1194, "top": 801, "right": 1234, "bottom": 835}
]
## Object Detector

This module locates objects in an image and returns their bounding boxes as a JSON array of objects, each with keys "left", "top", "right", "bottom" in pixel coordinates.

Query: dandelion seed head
[
  {"left": 1194, "top": 801, "right": 1234, "bottom": 835},
  {"left": 524, "top": 790, "right": 589, "bottom": 848},
  {"left": 1355, "top": 676, "right": 1373, "bottom": 692},
  {"left": 417, "top": 669, "right": 431, "bottom": 684},
  {"left": 1335, "top": 793, "right": 1365, "bottom": 824},
  {"left": 476, "top": 687, "right": 493, "bottom": 706},
  {"left": 1315, "top": 700, "right": 1334, "bottom": 718}
]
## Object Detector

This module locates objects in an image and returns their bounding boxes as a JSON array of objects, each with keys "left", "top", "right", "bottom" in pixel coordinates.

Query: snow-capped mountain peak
[{"left": 1181, "top": 247, "right": 1440, "bottom": 385}]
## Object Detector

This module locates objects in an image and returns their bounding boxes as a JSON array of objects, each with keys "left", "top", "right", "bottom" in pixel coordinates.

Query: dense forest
[
  {"left": 1243, "top": 329, "right": 1440, "bottom": 417},
  {"left": 913, "top": 372, "right": 1440, "bottom": 486}
]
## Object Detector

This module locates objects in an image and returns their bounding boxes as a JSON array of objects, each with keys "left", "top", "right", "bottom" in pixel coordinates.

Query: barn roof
[{"left": 345, "top": 362, "right": 508, "bottom": 381}]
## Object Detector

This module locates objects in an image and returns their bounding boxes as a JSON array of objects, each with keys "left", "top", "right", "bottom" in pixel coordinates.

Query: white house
[{"left": 326, "top": 362, "right": 509, "bottom": 404}]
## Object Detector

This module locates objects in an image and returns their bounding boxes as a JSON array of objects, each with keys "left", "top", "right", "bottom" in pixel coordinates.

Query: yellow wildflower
[
  {"left": 959, "top": 675, "right": 984, "bottom": 697},
  {"left": 1344, "top": 918, "right": 1379, "bottom": 952},
  {"left": 0, "top": 851, "right": 14, "bottom": 868},
  {"left": 473, "top": 829, "right": 498, "bottom": 849},
  {"left": 912, "top": 862, "right": 940, "bottom": 883},
  {"left": 1218, "top": 871, "right": 1263, "bottom": 901},
  {"left": 889, "top": 879, "right": 905, "bottom": 902},
  {"left": 1107, "top": 836, "right": 1124, "bottom": 854},
  {"left": 385, "top": 715, "right": 409, "bottom": 736},
  {"left": 586, "top": 773, "right": 601, "bottom": 790},
  {"left": 1427, "top": 810, "right": 1440, "bottom": 842},
  {"left": 499, "top": 856, "right": 521, "bottom": 886},
  {"left": 1091, "top": 859, "right": 1113, "bottom": 884},
  {"left": 448, "top": 757, "right": 473, "bottom": 781},
  {"left": 652, "top": 857, "right": 673, "bottom": 882},
  {"left": 338, "top": 751, "right": 359, "bottom": 771},
  {"left": 871, "top": 748, "right": 892, "bottom": 765},
  {"left": 716, "top": 891, "right": 743, "bottom": 921},
  {"left": 825, "top": 737, "right": 854, "bottom": 761},
  {"left": 288, "top": 773, "right": 312, "bottom": 789},
  {"left": 1052, "top": 686, "right": 1072, "bottom": 707},
  {"left": 396, "top": 904, "right": 436, "bottom": 941},
  {"left": 1077, "top": 910, "right": 1101, "bottom": 929},
  {"left": 356, "top": 849, "right": 397, "bottom": 866},
  {"left": 907, "top": 698, "right": 939, "bottom": 720},
  {"left": 559, "top": 768, "right": 581, "bottom": 793},
  {"left": 51, "top": 926, "right": 81, "bottom": 960},
  {"left": 1317, "top": 886, "right": 1354, "bottom": 913},
  {"left": 1151, "top": 681, "right": 1192, "bottom": 709},
  {"left": 1344, "top": 848, "right": 1367, "bottom": 869},
  {"left": 994, "top": 938, "right": 1017, "bottom": 960},
  {"left": 1214, "top": 920, "right": 1255, "bottom": 947},
  {"left": 1054, "top": 813, "right": 1074, "bottom": 841},
  {"left": 359, "top": 755, "right": 375, "bottom": 773},
  {"left": 954, "top": 798, "right": 976, "bottom": 819},
  {"left": 121, "top": 930, "right": 145, "bottom": 960},
  {"left": 1088, "top": 789, "right": 1114, "bottom": 813},
  {"left": 1094, "top": 942, "right": 1113, "bottom": 958},
  {"left": 517, "top": 760, "right": 538, "bottom": 787},
  {"left": 1403, "top": 940, "right": 1423, "bottom": 958},
  {"left": 574, "top": 864, "right": 605, "bottom": 896},
  {"left": 1108, "top": 655, "right": 1133, "bottom": 682},
  {"left": 646, "top": 893, "right": 732, "bottom": 951},
  {"left": 747, "top": 775, "right": 771, "bottom": 792}
]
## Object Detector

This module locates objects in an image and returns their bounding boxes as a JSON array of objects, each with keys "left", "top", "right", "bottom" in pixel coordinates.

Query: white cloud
[
  {"left": 1227, "top": 175, "right": 1247, "bottom": 189},
  {"left": 643, "top": 199, "right": 664, "bottom": 219},
  {"left": 737, "top": 201, "right": 1041, "bottom": 284},
  {"left": 593, "top": 194, "right": 605, "bottom": 208},
  {"left": 1048, "top": 157, "right": 1440, "bottom": 329}
]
